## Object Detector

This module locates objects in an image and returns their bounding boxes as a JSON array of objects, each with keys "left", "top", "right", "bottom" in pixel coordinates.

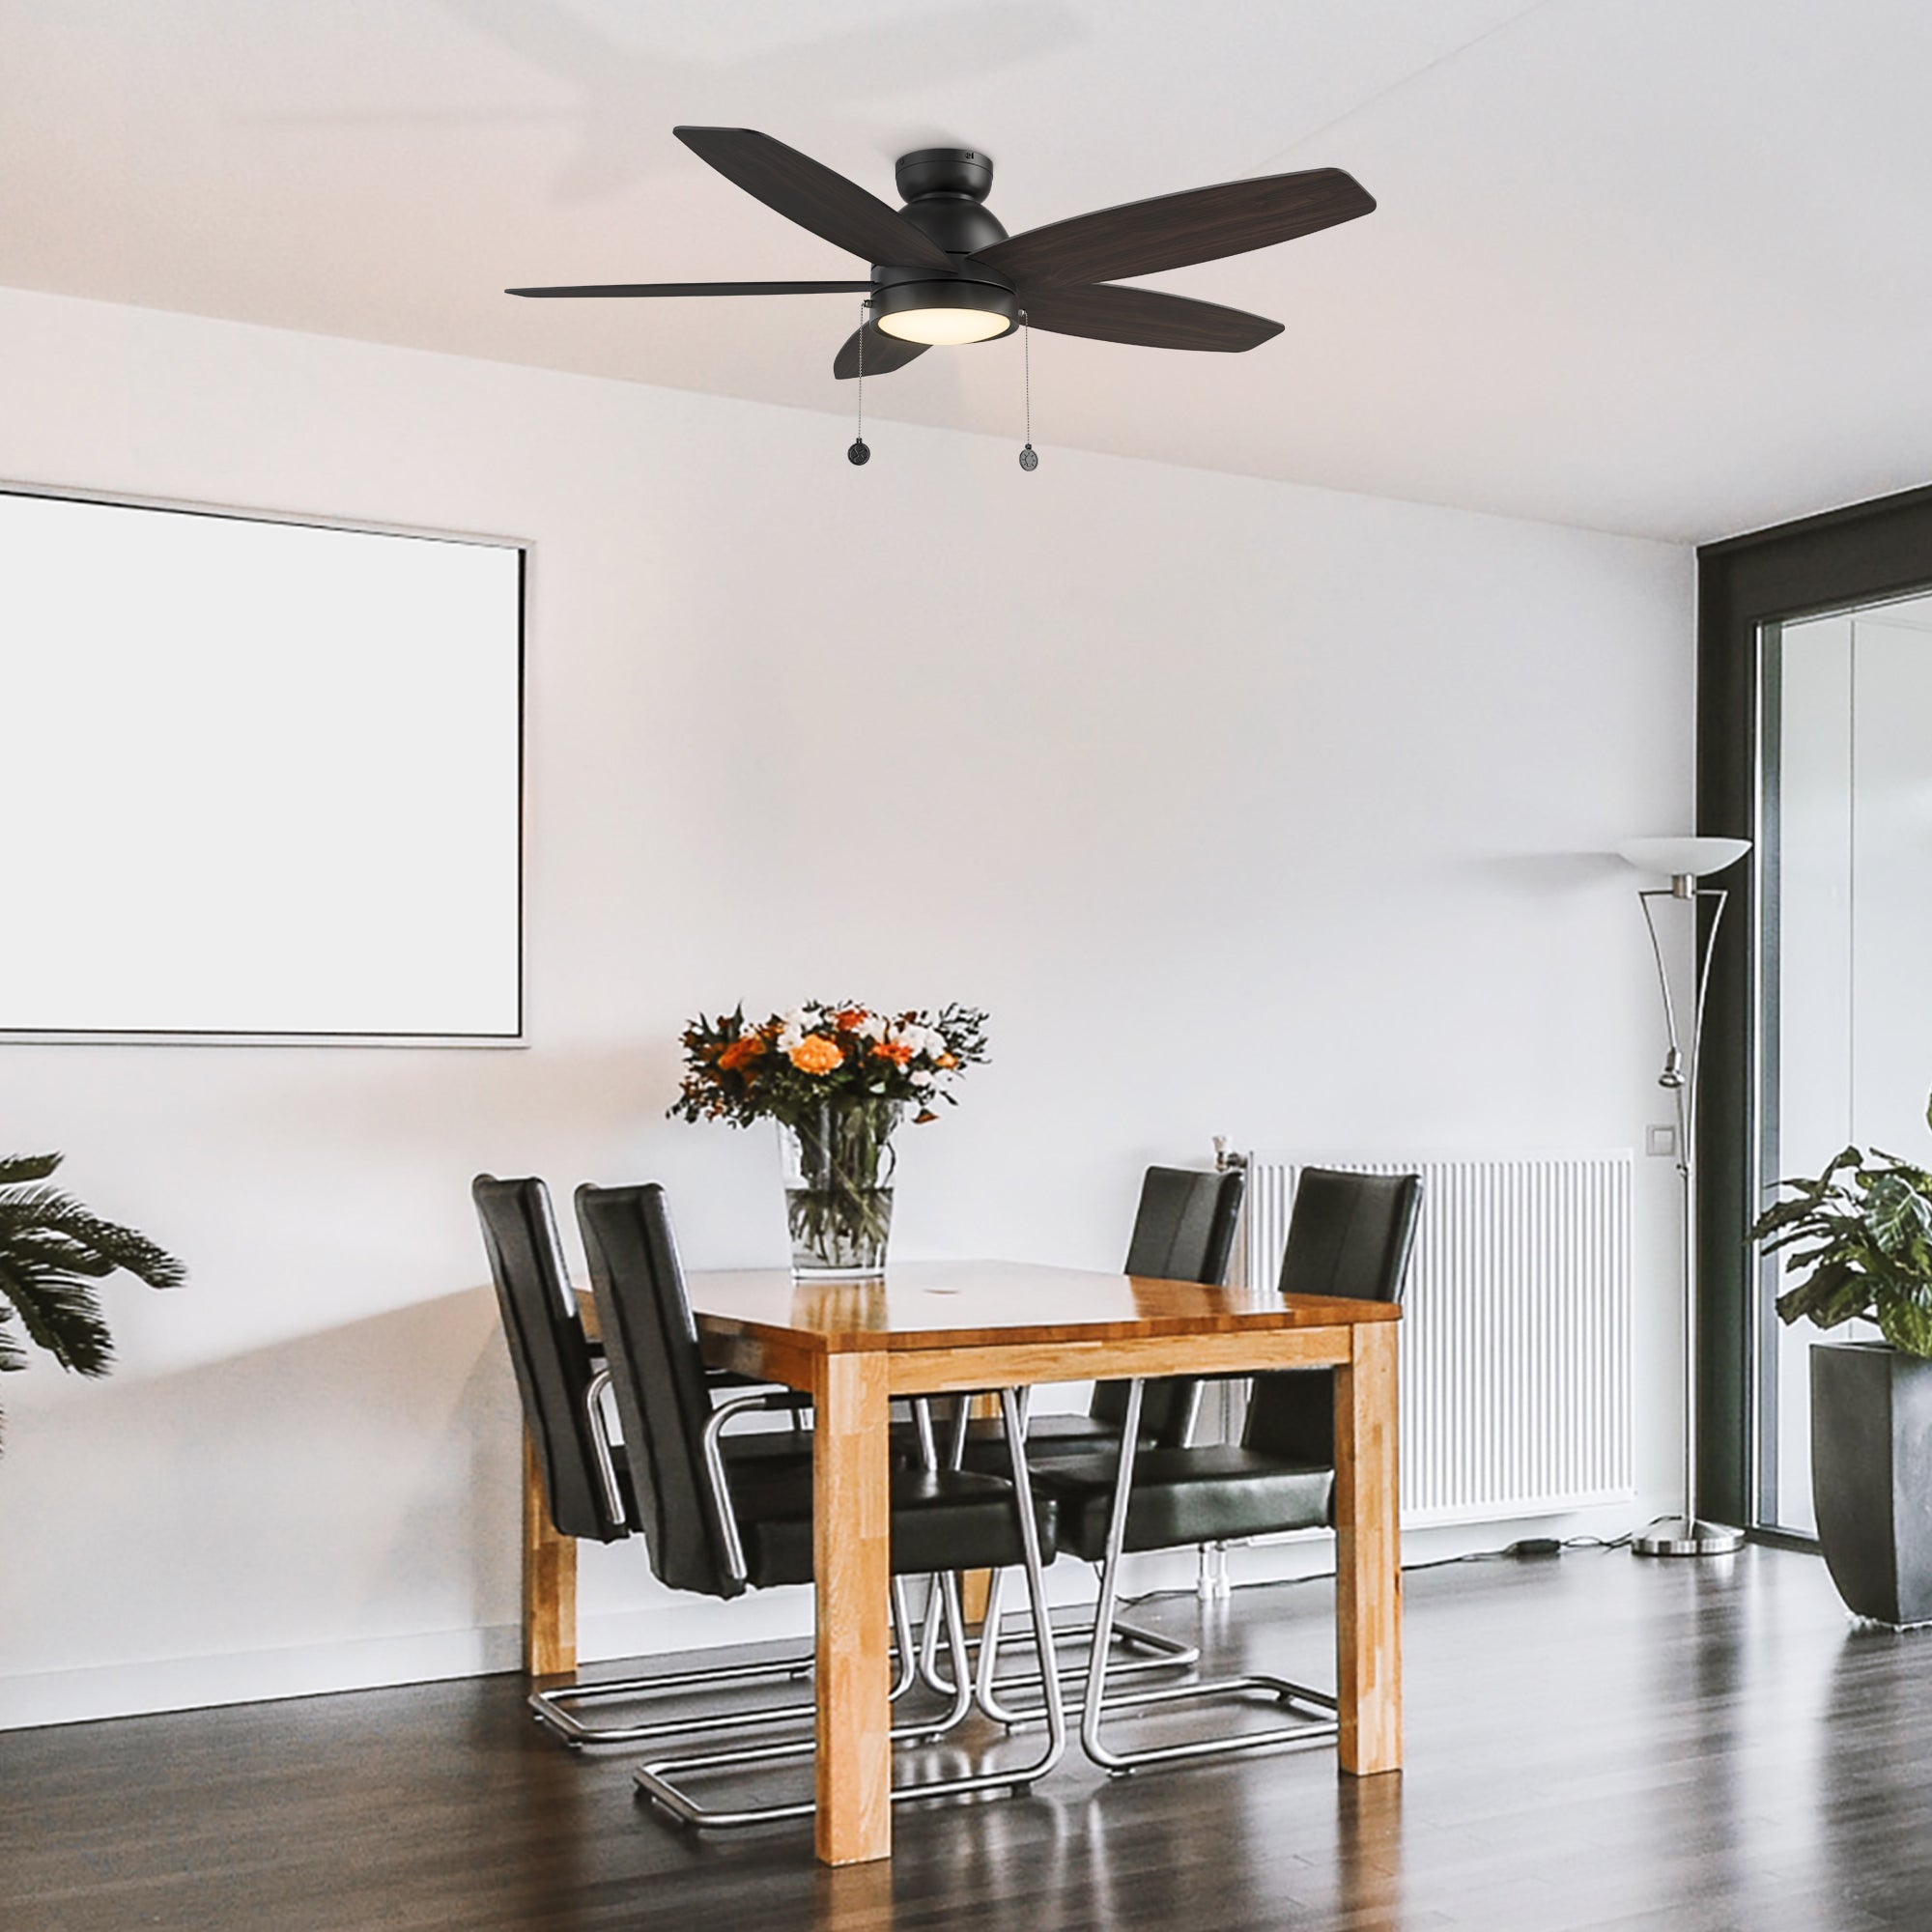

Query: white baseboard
[
  {"left": 3, "top": 1504, "right": 1659, "bottom": 1732},
  {"left": 0, "top": 1622, "right": 523, "bottom": 1732}
]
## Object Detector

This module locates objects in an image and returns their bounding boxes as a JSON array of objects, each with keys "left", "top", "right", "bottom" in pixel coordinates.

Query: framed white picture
[{"left": 0, "top": 485, "right": 525, "bottom": 1043}]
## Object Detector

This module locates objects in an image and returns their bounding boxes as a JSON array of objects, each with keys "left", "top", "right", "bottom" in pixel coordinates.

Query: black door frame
[{"left": 1698, "top": 482, "right": 1932, "bottom": 1528}]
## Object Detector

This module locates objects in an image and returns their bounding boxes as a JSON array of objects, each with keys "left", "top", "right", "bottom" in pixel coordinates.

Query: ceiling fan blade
[
  {"left": 976, "top": 167, "right": 1374, "bottom": 287},
  {"left": 507, "top": 279, "right": 873, "bottom": 298},
  {"left": 833, "top": 325, "right": 929, "bottom": 380},
  {"left": 674, "top": 127, "right": 954, "bottom": 270},
  {"left": 1017, "top": 284, "right": 1282, "bottom": 353}
]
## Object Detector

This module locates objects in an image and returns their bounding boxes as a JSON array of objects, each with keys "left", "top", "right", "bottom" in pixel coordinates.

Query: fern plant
[{"left": 0, "top": 1152, "right": 184, "bottom": 1444}]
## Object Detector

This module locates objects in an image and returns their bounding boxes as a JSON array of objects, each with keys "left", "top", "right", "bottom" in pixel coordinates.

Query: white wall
[{"left": 0, "top": 284, "right": 1693, "bottom": 1727}]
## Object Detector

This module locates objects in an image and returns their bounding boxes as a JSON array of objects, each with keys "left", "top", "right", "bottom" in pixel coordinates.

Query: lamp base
[{"left": 1632, "top": 1517, "right": 1746, "bottom": 1558}]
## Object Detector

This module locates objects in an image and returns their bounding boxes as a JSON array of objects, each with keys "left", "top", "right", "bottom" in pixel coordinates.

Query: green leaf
[
  {"left": 0, "top": 1187, "right": 185, "bottom": 1291},
  {"left": 1750, "top": 1157, "right": 1861, "bottom": 1238},
  {"left": 1878, "top": 1291, "right": 1932, "bottom": 1358},
  {"left": 0, "top": 1159, "right": 184, "bottom": 1451},
  {"left": 0, "top": 1258, "right": 113, "bottom": 1376},
  {"left": 0, "top": 1152, "right": 63, "bottom": 1187},
  {"left": 1865, "top": 1175, "right": 1932, "bottom": 1256},
  {"left": 1776, "top": 1259, "right": 1867, "bottom": 1329}
]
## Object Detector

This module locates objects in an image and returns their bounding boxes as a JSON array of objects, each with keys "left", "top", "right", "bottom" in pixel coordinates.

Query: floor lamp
[{"left": 1617, "top": 835, "right": 1750, "bottom": 1558}]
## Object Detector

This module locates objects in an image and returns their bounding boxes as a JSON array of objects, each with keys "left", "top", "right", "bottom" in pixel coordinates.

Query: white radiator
[{"left": 1237, "top": 1153, "right": 1634, "bottom": 1526}]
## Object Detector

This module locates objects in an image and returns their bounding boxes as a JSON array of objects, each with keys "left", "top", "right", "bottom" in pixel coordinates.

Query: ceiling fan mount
[
  {"left": 508, "top": 127, "right": 1375, "bottom": 378},
  {"left": 888, "top": 148, "right": 1009, "bottom": 258},
  {"left": 893, "top": 146, "right": 996, "bottom": 206}
]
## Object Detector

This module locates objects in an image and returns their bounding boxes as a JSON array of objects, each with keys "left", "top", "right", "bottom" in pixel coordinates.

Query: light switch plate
[{"left": 1647, "top": 1124, "right": 1677, "bottom": 1158}]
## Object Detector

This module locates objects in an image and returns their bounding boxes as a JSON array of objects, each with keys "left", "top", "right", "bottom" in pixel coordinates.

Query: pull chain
[
  {"left": 848, "top": 299, "right": 870, "bottom": 466},
  {"left": 1018, "top": 312, "right": 1037, "bottom": 470}
]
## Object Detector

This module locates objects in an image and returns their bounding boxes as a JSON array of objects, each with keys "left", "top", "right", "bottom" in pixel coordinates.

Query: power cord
[{"left": 1111, "top": 1531, "right": 1632, "bottom": 1605}]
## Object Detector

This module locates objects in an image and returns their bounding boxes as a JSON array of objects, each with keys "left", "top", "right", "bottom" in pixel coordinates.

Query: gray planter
[{"left": 1811, "top": 1340, "right": 1932, "bottom": 1626}]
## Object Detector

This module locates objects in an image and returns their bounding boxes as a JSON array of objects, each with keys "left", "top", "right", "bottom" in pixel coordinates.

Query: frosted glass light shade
[
  {"left": 1617, "top": 836, "right": 1750, "bottom": 879},
  {"left": 875, "top": 305, "right": 1012, "bottom": 345}
]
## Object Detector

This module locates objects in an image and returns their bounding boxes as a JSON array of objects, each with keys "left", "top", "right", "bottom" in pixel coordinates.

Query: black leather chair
[
  {"left": 1239, "top": 1166, "right": 1424, "bottom": 1466},
  {"left": 474, "top": 1174, "right": 825, "bottom": 1748},
  {"left": 961, "top": 1163, "right": 1246, "bottom": 1470},
  {"left": 1031, "top": 1166, "right": 1423, "bottom": 1772},
  {"left": 574, "top": 1179, "right": 1069, "bottom": 1828}
]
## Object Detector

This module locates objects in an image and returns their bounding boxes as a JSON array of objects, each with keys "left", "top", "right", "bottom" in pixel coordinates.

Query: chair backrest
[
  {"left": 1092, "top": 1164, "right": 1249, "bottom": 1443},
  {"left": 472, "top": 1174, "right": 626, "bottom": 1544},
  {"left": 1243, "top": 1168, "right": 1423, "bottom": 1465},
  {"left": 1122, "top": 1164, "right": 1248, "bottom": 1286},
  {"left": 574, "top": 1181, "right": 745, "bottom": 1601}
]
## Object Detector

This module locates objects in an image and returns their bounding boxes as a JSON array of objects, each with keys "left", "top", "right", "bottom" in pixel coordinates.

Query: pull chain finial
[
  {"left": 848, "top": 299, "right": 870, "bottom": 466},
  {"left": 1017, "top": 311, "right": 1037, "bottom": 470}
]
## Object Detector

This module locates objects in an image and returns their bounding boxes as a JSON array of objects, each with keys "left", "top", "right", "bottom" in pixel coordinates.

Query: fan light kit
[
  {"left": 510, "top": 129, "right": 1376, "bottom": 464},
  {"left": 872, "top": 279, "right": 1016, "bottom": 346}
]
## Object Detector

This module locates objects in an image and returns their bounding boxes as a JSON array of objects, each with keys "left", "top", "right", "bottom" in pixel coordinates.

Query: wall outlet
[{"left": 1646, "top": 1123, "right": 1677, "bottom": 1157}]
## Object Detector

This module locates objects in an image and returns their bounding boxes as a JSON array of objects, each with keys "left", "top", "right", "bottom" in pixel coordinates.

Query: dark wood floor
[{"left": 8, "top": 1545, "right": 1932, "bottom": 1930}]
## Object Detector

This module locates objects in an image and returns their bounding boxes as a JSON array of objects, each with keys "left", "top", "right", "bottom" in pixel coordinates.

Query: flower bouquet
[{"left": 671, "top": 1002, "right": 989, "bottom": 1275}]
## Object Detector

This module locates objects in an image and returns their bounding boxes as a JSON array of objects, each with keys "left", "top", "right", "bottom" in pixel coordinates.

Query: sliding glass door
[{"left": 1756, "top": 594, "right": 1932, "bottom": 1533}]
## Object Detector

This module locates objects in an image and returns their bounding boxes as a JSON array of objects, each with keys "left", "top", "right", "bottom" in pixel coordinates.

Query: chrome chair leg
[
  {"left": 968, "top": 1375, "right": 1198, "bottom": 1729},
  {"left": 913, "top": 1396, "right": 975, "bottom": 1698},
  {"left": 1079, "top": 1378, "right": 1336, "bottom": 1776},
  {"left": 970, "top": 1571, "right": 1200, "bottom": 1729},
  {"left": 632, "top": 1387, "right": 1067, "bottom": 1830},
  {"left": 530, "top": 1577, "right": 932, "bottom": 1750},
  {"left": 529, "top": 1650, "right": 816, "bottom": 1748},
  {"left": 888, "top": 1575, "right": 921, "bottom": 1703}
]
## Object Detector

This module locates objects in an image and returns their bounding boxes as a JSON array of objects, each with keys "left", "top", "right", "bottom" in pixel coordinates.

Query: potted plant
[
  {"left": 1753, "top": 1104, "right": 1932, "bottom": 1623},
  {"left": 671, "top": 1002, "right": 987, "bottom": 1276},
  {"left": 0, "top": 1151, "right": 183, "bottom": 1446}
]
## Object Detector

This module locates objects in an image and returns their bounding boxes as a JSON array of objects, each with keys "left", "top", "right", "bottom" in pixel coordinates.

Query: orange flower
[
  {"left": 935, "top": 1052, "right": 957, "bottom": 1069},
  {"left": 789, "top": 1035, "right": 844, "bottom": 1074},
  {"left": 832, "top": 1008, "right": 869, "bottom": 1032},
  {"left": 870, "top": 1039, "right": 915, "bottom": 1067},
  {"left": 718, "top": 1035, "right": 766, "bottom": 1074}
]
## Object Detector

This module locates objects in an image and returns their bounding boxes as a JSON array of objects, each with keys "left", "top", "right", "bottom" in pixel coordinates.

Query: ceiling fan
[{"left": 508, "top": 128, "right": 1375, "bottom": 380}]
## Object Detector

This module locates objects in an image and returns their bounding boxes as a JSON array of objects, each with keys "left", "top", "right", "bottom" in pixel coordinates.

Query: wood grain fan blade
[
  {"left": 507, "top": 279, "right": 873, "bottom": 298},
  {"left": 673, "top": 127, "right": 954, "bottom": 270},
  {"left": 976, "top": 167, "right": 1374, "bottom": 287},
  {"left": 833, "top": 325, "right": 929, "bottom": 380},
  {"left": 1018, "top": 285, "right": 1283, "bottom": 352}
]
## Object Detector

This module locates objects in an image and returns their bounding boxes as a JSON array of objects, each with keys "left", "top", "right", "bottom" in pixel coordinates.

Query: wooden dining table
[{"left": 522, "top": 1258, "right": 1402, "bottom": 1867}]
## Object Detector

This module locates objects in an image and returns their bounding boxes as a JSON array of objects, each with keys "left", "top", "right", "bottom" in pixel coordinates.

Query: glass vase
[{"left": 778, "top": 1099, "right": 899, "bottom": 1277}]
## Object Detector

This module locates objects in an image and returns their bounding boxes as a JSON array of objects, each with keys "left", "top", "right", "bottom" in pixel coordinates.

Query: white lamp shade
[{"left": 1616, "top": 836, "right": 1750, "bottom": 879}]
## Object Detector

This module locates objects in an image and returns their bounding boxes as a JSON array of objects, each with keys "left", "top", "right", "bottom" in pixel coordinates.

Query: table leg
[
  {"left": 522, "top": 1427, "right": 577, "bottom": 1678},
  {"left": 813, "top": 1350, "right": 893, "bottom": 1864},
  {"left": 958, "top": 1392, "right": 1001, "bottom": 1626},
  {"left": 1334, "top": 1320, "right": 1401, "bottom": 1775}
]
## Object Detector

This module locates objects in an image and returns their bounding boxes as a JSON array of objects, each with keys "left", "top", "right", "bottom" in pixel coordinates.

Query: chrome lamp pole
[{"left": 1618, "top": 835, "right": 1750, "bottom": 1558}]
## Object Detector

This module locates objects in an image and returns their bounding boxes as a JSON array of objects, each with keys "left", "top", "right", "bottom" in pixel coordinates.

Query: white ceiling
[{"left": 5, "top": 0, "right": 1932, "bottom": 543}]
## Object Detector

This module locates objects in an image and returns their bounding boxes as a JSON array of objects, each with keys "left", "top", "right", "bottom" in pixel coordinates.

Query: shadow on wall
[{"left": 0, "top": 1286, "right": 523, "bottom": 1695}]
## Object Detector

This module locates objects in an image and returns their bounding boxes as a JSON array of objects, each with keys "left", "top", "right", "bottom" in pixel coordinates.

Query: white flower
[
  {"left": 910, "top": 1068, "right": 935, "bottom": 1088},
  {"left": 777, "top": 1005, "right": 820, "bottom": 1053},
  {"left": 855, "top": 1013, "right": 887, "bottom": 1042}
]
